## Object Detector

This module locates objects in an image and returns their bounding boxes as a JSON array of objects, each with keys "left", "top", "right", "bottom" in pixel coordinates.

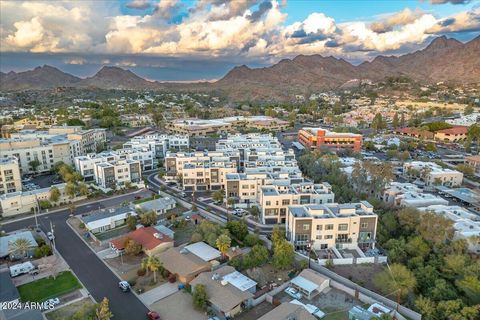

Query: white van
[{"left": 10, "top": 262, "right": 35, "bottom": 277}]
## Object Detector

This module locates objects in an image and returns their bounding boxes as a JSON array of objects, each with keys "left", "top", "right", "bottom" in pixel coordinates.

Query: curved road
[{"left": 1, "top": 191, "right": 151, "bottom": 320}]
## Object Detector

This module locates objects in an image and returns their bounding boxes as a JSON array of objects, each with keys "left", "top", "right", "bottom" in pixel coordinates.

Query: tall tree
[
  {"left": 215, "top": 234, "right": 231, "bottom": 257},
  {"left": 272, "top": 239, "right": 294, "bottom": 270},
  {"left": 95, "top": 297, "right": 113, "bottom": 320},
  {"left": 373, "top": 263, "right": 416, "bottom": 303},
  {"left": 29, "top": 159, "right": 41, "bottom": 174},
  {"left": 49, "top": 186, "right": 61, "bottom": 203},
  {"left": 9, "top": 238, "right": 33, "bottom": 258},
  {"left": 392, "top": 112, "right": 399, "bottom": 128},
  {"left": 192, "top": 284, "right": 208, "bottom": 311}
]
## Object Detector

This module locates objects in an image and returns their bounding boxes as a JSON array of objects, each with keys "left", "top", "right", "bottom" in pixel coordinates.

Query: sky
[{"left": 1, "top": 0, "right": 479, "bottom": 81}]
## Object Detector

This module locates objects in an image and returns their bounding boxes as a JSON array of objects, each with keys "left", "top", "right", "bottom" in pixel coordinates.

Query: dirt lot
[
  {"left": 236, "top": 301, "right": 276, "bottom": 320},
  {"left": 245, "top": 263, "right": 292, "bottom": 287},
  {"left": 150, "top": 290, "right": 207, "bottom": 320},
  {"left": 330, "top": 264, "right": 386, "bottom": 291}
]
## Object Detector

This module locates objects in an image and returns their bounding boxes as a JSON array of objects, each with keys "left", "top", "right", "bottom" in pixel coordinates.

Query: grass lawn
[
  {"left": 46, "top": 298, "right": 96, "bottom": 320},
  {"left": 17, "top": 271, "right": 82, "bottom": 302},
  {"left": 133, "top": 194, "right": 161, "bottom": 204}
]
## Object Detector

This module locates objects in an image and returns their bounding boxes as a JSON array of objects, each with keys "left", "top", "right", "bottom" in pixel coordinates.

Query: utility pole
[
  {"left": 34, "top": 194, "right": 40, "bottom": 230},
  {"left": 50, "top": 220, "right": 56, "bottom": 254}
]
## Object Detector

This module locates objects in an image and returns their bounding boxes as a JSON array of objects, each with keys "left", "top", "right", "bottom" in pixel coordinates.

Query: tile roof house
[
  {"left": 80, "top": 206, "right": 136, "bottom": 234},
  {"left": 110, "top": 226, "right": 173, "bottom": 256},
  {"left": 190, "top": 266, "right": 256, "bottom": 318},
  {"left": 0, "top": 231, "right": 38, "bottom": 259},
  {"left": 158, "top": 246, "right": 212, "bottom": 284}
]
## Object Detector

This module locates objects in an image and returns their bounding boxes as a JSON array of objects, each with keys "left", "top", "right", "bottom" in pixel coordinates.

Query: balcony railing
[{"left": 335, "top": 238, "right": 352, "bottom": 243}]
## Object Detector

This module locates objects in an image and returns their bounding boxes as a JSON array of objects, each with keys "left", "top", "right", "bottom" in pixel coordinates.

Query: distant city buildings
[
  {"left": 446, "top": 112, "right": 480, "bottom": 127},
  {"left": 123, "top": 134, "right": 189, "bottom": 158},
  {"left": 166, "top": 116, "right": 289, "bottom": 136},
  {"left": 403, "top": 161, "right": 463, "bottom": 187},
  {"left": 298, "top": 127, "right": 362, "bottom": 153}
]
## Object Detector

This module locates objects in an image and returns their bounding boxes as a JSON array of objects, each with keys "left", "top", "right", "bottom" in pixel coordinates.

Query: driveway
[
  {"left": 1, "top": 190, "right": 152, "bottom": 320},
  {"left": 139, "top": 281, "right": 178, "bottom": 305}
]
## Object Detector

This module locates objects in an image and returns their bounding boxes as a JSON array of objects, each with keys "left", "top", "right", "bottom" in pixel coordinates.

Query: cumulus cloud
[
  {"left": 126, "top": 0, "right": 151, "bottom": 10},
  {"left": 0, "top": 0, "right": 477, "bottom": 64},
  {"left": 370, "top": 8, "right": 424, "bottom": 33}
]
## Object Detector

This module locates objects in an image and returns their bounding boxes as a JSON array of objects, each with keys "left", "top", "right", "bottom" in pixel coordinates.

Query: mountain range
[{"left": 1, "top": 36, "right": 479, "bottom": 101}]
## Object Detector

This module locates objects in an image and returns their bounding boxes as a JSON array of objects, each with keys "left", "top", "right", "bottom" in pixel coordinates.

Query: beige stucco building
[{"left": 0, "top": 157, "right": 22, "bottom": 195}]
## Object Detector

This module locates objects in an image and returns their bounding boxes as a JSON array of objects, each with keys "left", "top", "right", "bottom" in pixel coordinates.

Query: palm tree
[
  {"left": 142, "top": 256, "right": 162, "bottom": 283},
  {"left": 9, "top": 238, "right": 33, "bottom": 258},
  {"left": 216, "top": 234, "right": 231, "bottom": 258}
]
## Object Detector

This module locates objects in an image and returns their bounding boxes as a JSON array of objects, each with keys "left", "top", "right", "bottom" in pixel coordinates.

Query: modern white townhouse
[
  {"left": 286, "top": 201, "right": 378, "bottom": 251},
  {"left": 259, "top": 182, "right": 335, "bottom": 224},
  {"left": 381, "top": 182, "right": 448, "bottom": 208},
  {"left": 419, "top": 205, "right": 480, "bottom": 254},
  {"left": 403, "top": 161, "right": 463, "bottom": 187},
  {"left": 94, "top": 159, "right": 142, "bottom": 190},
  {"left": 123, "top": 134, "right": 189, "bottom": 158},
  {"left": 75, "top": 148, "right": 154, "bottom": 181},
  {"left": 0, "top": 157, "right": 22, "bottom": 195}
]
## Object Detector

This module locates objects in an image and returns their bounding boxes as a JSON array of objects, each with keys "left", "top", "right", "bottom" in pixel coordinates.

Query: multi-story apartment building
[
  {"left": 123, "top": 134, "right": 189, "bottom": 158},
  {"left": 403, "top": 161, "right": 463, "bottom": 187},
  {"left": 286, "top": 201, "right": 378, "bottom": 251},
  {"left": 259, "top": 182, "right": 335, "bottom": 224},
  {"left": 94, "top": 159, "right": 142, "bottom": 189},
  {"left": 0, "top": 157, "right": 22, "bottom": 195},
  {"left": 75, "top": 148, "right": 154, "bottom": 181},
  {"left": 298, "top": 127, "right": 362, "bottom": 153},
  {"left": 466, "top": 155, "right": 480, "bottom": 173},
  {"left": 0, "top": 137, "right": 74, "bottom": 174},
  {"left": 165, "top": 150, "right": 239, "bottom": 191}
]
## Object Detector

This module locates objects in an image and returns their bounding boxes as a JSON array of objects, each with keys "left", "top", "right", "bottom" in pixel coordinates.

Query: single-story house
[
  {"left": 110, "top": 226, "right": 173, "bottom": 256},
  {"left": 135, "top": 197, "right": 176, "bottom": 219},
  {"left": 349, "top": 303, "right": 393, "bottom": 320},
  {"left": 80, "top": 206, "right": 136, "bottom": 234},
  {"left": 158, "top": 246, "right": 212, "bottom": 284},
  {"left": 258, "top": 302, "right": 316, "bottom": 320},
  {"left": 184, "top": 241, "right": 221, "bottom": 262},
  {"left": 190, "top": 266, "right": 256, "bottom": 318},
  {"left": 0, "top": 231, "right": 38, "bottom": 259},
  {"left": 153, "top": 224, "right": 175, "bottom": 239},
  {"left": 290, "top": 269, "right": 330, "bottom": 300}
]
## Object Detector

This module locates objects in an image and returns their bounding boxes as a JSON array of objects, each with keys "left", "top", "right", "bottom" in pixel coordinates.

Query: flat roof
[
  {"left": 223, "top": 271, "right": 257, "bottom": 292},
  {"left": 185, "top": 241, "right": 221, "bottom": 261},
  {"left": 291, "top": 276, "right": 318, "bottom": 293}
]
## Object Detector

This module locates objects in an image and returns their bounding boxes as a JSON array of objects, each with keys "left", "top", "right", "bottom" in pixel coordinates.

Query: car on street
[
  {"left": 47, "top": 232, "right": 55, "bottom": 241},
  {"left": 167, "top": 182, "right": 176, "bottom": 187},
  {"left": 284, "top": 287, "right": 302, "bottom": 299},
  {"left": 232, "top": 208, "right": 245, "bottom": 216},
  {"left": 119, "top": 281, "right": 130, "bottom": 292},
  {"left": 147, "top": 311, "right": 160, "bottom": 320}
]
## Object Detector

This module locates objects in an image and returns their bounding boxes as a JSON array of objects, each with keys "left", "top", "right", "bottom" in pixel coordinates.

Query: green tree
[
  {"left": 215, "top": 234, "right": 231, "bottom": 257},
  {"left": 244, "top": 234, "right": 260, "bottom": 247},
  {"left": 392, "top": 112, "right": 399, "bottom": 128},
  {"left": 126, "top": 214, "right": 137, "bottom": 231},
  {"left": 142, "top": 256, "right": 162, "bottom": 283},
  {"left": 464, "top": 105, "right": 474, "bottom": 115},
  {"left": 373, "top": 263, "right": 416, "bottom": 303},
  {"left": 212, "top": 190, "right": 224, "bottom": 203},
  {"left": 249, "top": 206, "right": 260, "bottom": 219},
  {"left": 227, "top": 197, "right": 235, "bottom": 208},
  {"left": 78, "top": 182, "right": 89, "bottom": 196},
  {"left": 9, "top": 238, "right": 33, "bottom": 258},
  {"left": 243, "top": 244, "right": 269, "bottom": 269},
  {"left": 272, "top": 239, "right": 294, "bottom": 270},
  {"left": 49, "top": 186, "right": 61, "bottom": 203},
  {"left": 124, "top": 239, "right": 142, "bottom": 256},
  {"left": 95, "top": 297, "right": 113, "bottom": 320},
  {"left": 68, "top": 203, "right": 76, "bottom": 216},
  {"left": 192, "top": 284, "right": 208, "bottom": 311},
  {"left": 65, "top": 182, "right": 76, "bottom": 199},
  {"left": 140, "top": 211, "right": 157, "bottom": 227},
  {"left": 456, "top": 164, "right": 475, "bottom": 176},
  {"left": 226, "top": 220, "right": 248, "bottom": 241},
  {"left": 371, "top": 113, "right": 386, "bottom": 132},
  {"left": 271, "top": 225, "right": 285, "bottom": 249},
  {"left": 29, "top": 159, "right": 41, "bottom": 174}
]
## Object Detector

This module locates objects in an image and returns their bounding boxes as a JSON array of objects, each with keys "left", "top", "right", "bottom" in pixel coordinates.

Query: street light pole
[
  {"left": 50, "top": 220, "right": 56, "bottom": 254},
  {"left": 34, "top": 194, "right": 40, "bottom": 230}
]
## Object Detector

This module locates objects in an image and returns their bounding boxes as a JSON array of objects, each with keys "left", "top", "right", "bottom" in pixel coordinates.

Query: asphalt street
[{"left": 1, "top": 190, "right": 152, "bottom": 320}]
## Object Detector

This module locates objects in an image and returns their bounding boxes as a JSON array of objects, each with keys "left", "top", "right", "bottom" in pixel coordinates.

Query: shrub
[
  {"left": 34, "top": 245, "right": 52, "bottom": 258},
  {"left": 137, "top": 268, "right": 146, "bottom": 277},
  {"left": 168, "top": 273, "right": 176, "bottom": 283},
  {"left": 79, "top": 223, "right": 86, "bottom": 230},
  {"left": 128, "top": 280, "right": 136, "bottom": 287}
]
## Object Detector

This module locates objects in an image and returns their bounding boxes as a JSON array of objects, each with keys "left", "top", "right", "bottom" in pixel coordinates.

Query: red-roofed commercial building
[
  {"left": 298, "top": 127, "right": 362, "bottom": 152},
  {"left": 394, "top": 127, "right": 434, "bottom": 140},
  {"left": 110, "top": 226, "right": 174, "bottom": 256},
  {"left": 434, "top": 126, "right": 468, "bottom": 143}
]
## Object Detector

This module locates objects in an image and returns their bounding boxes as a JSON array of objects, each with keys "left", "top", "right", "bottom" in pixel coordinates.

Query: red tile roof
[
  {"left": 436, "top": 126, "right": 468, "bottom": 135},
  {"left": 110, "top": 227, "right": 172, "bottom": 251}
]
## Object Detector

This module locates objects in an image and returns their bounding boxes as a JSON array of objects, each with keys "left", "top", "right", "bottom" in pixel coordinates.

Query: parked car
[
  {"left": 147, "top": 311, "right": 160, "bottom": 320},
  {"left": 119, "top": 281, "right": 130, "bottom": 292},
  {"left": 233, "top": 208, "right": 245, "bottom": 216},
  {"left": 47, "top": 232, "right": 55, "bottom": 241},
  {"left": 284, "top": 287, "right": 302, "bottom": 299},
  {"left": 29, "top": 268, "right": 39, "bottom": 276},
  {"left": 46, "top": 298, "right": 60, "bottom": 307},
  {"left": 167, "top": 182, "right": 177, "bottom": 187}
]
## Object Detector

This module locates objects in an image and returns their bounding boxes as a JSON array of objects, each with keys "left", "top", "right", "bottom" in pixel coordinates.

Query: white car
[
  {"left": 47, "top": 232, "right": 55, "bottom": 241},
  {"left": 233, "top": 209, "right": 244, "bottom": 216},
  {"left": 284, "top": 287, "right": 302, "bottom": 299},
  {"left": 45, "top": 298, "right": 60, "bottom": 309}
]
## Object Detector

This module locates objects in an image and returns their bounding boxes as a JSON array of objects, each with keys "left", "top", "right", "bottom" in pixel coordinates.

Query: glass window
[
  {"left": 338, "top": 224, "right": 348, "bottom": 231},
  {"left": 302, "top": 224, "right": 310, "bottom": 231},
  {"left": 325, "top": 224, "right": 334, "bottom": 230}
]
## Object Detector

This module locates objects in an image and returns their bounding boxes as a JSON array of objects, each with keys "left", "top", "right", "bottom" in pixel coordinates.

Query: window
[
  {"left": 282, "top": 199, "right": 290, "bottom": 205},
  {"left": 302, "top": 224, "right": 310, "bottom": 231},
  {"left": 361, "top": 222, "right": 368, "bottom": 228},
  {"left": 295, "top": 234, "right": 308, "bottom": 242},
  {"left": 320, "top": 244, "right": 328, "bottom": 249},
  {"left": 316, "top": 235, "right": 322, "bottom": 240},
  {"left": 325, "top": 235, "right": 333, "bottom": 239},
  {"left": 325, "top": 224, "right": 334, "bottom": 230},
  {"left": 316, "top": 225, "right": 322, "bottom": 230},
  {"left": 338, "top": 224, "right": 348, "bottom": 231},
  {"left": 266, "top": 201, "right": 271, "bottom": 206}
]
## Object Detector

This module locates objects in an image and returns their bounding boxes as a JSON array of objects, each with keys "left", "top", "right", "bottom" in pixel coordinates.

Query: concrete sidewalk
[{"left": 139, "top": 281, "right": 179, "bottom": 305}]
